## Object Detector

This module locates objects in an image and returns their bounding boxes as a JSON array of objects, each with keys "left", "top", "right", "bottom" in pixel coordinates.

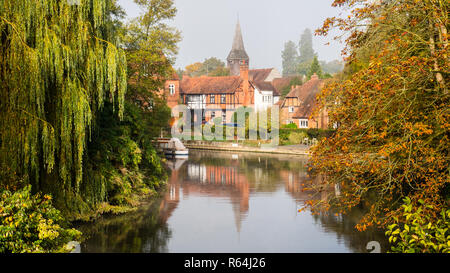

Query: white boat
[{"left": 163, "top": 138, "right": 189, "bottom": 158}]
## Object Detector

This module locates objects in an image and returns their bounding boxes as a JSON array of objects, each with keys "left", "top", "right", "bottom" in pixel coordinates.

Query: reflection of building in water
[
  {"left": 184, "top": 163, "right": 250, "bottom": 232},
  {"left": 160, "top": 159, "right": 250, "bottom": 232}
]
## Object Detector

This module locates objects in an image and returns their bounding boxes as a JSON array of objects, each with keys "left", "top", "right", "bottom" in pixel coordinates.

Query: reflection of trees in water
[
  {"left": 77, "top": 200, "right": 171, "bottom": 253},
  {"left": 311, "top": 208, "right": 390, "bottom": 253}
]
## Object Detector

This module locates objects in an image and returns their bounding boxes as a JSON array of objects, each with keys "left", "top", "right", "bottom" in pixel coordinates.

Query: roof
[
  {"left": 249, "top": 69, "right": 273, "bottom": 82},
  {"left": 227, "top": 20, "right": 249, "bottom": 61},
  {"left": 252, "top": 81, "right": 275, "bottom": 92},
  {"left": 272, "top": 77, "right": 295, "bottom": 92},
  {"left": 180, "top": 76, "right": 243, "bottom": 94},
  {"left": 248, "top": 69, "right": 281, "bottom": 96},
  {"left": 291, "top": 76, "right": 323, "bottom": 118}
]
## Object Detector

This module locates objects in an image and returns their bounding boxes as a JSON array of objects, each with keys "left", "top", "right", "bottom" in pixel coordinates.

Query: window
[
  {"left": 169, "top": 84, "right": 175, "bottom": 95},
  {"left": 299, "top": 119, "right": 308, "bottom": 128},
  {"left": 221, "top": 94, "right": 226, "bottom": 104},
  {"left": 210, "top": 95, "right": 215, "bottom": 104},
  {"left": 211, "top": 111, "right": 216, "bottom": 119},
  {"left": 289, "top": 106, "right": 295, "bottom": 113}
]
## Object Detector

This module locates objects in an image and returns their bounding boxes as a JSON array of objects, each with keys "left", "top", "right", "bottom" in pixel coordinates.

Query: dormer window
[{"left": 169, "top": 84, "right": 175, "bottom": 95}]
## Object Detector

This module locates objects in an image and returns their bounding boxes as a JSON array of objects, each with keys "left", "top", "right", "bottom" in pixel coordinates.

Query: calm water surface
[{"left": 77, "top": 150, "right": 388, "bottom": 253}]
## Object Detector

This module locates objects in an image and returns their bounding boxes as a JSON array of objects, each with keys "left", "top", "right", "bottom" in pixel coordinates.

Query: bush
[
  {"left": 279, "top": 128, "right": 335, "bottom": 145},
  {"left": 288, "top": 132, "right": 309, "bottom": 144},
  {"left": 0, "top": 186, "right": 81, "bottom": 253},
  {"left": 281, "top": 123, "right": 298, "bottom": 129},
  {"left": 385, "top": 197, "right": 450, "bottom": 253}
]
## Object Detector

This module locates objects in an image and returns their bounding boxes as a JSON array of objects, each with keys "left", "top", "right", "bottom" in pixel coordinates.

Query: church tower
[{"left": 227, "top": 20, "right": 249, "bottom": 76}]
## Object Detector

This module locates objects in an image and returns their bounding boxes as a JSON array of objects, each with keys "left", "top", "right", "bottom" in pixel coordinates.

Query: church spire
[{"left": 227, "top": 19, "right": 249, "bottom": 76}]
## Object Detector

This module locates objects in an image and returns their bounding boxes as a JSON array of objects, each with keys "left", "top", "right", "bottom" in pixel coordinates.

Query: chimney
[
  {"left": 239, "top": 62, "right": 249, "bottom": 79},
  {"left": 240, "top": 64, "right": 250, "bottom": 106},
  {"left": 311, "top": 73, "right": 319, "bottom": 80}
]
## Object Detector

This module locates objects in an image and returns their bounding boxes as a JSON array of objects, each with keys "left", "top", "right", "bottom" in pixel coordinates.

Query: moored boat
[{"left": 154, "top": 137, "right": 189, "bottom": 158}]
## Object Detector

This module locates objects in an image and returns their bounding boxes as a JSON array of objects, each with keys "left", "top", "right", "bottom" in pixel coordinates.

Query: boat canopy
[{"left": 168, "top": 138, "right": 187, "bottom": 150}]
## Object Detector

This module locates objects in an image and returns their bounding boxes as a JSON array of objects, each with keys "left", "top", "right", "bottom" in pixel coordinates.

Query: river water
[{"left": 77, "top": 150, "right": 389, "bottom": 253}]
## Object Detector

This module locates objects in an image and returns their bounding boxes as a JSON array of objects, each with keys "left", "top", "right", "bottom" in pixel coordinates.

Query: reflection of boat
[
  {"left": 154, "top": 138, "right": 189, "bottom": 158},
  {"left": 166, "top": 158, "right": 187, "bottom": 171}
]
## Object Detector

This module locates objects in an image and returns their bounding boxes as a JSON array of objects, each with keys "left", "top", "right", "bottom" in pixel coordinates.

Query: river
[{"left": 77, "top": 150, "right": 389, "bottom": 253}]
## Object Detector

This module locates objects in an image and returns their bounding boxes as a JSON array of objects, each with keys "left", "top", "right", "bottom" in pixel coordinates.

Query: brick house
[
  {"left": 164, "top": 20, "right": 282, "bottom": 125},
  {"left": 278, "top": 74, "right": 329, "bottom": 129},
  {"left": 164, "top": 72, "right": 181, "bottom": 109}
]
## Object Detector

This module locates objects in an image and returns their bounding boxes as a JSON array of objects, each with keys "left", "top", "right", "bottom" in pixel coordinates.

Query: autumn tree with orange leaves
[{"left": 310, "top": 0, "right": 449, "bottom": 232}]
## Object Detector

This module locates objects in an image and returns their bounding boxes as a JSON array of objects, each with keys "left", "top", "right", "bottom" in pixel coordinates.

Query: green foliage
[
  {"left": 307, "top": 56, "right": 323, "bottom": 79},
  {"left": 183, "top": 57, "right": 229, "bottom": 77},
  {"left": 208, "top": 66, "right": 230, "bottom": 77},
  {"left": 0, "top": 186, "right": 81, "bottom": 253},
  {"left": 81, "top": 101, "right": 168, "bottom": 214},
  {"left": 125, "top": 0, "right": 181, "bottom": 100},
  {"left": 58, "top": 0, "right": 177, "bottom": 219},
  {"left": 279, "top": 128, "right": 334, "bottom": 145},
  {"left": 297, "top": 59, "right": 314, "bottom": 77},
  {"left": 288, "top": 132, "right": 309, "bottom": 145},
  {"left": 386, "top": 198, "right": 450, "bottom": 253},
  {"left": 282, "top": 123, "right": 298, "bottom": 129},
  {"left": 0, "top": 0, "right": 127, "bottom": 209}
]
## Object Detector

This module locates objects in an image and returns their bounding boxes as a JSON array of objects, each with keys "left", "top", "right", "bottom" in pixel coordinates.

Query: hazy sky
[{"left": 117, "top": 0, "right": 345, "bottom": 72}]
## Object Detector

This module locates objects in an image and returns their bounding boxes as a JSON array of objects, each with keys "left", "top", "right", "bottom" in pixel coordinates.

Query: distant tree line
[
  {"left": 281, "top": 28, "right": 343, "bottom": 78},
  {"left": 178, "top": 57, "right": 230, "bottom": 78}
]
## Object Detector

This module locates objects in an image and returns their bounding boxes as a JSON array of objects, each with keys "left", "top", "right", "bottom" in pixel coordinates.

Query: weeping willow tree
[{"left": 0, "top": 0, "right": 127, "bottom": 208}]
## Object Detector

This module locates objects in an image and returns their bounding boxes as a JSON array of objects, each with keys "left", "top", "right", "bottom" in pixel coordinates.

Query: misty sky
[{"left": 117, "top": 0, "right": 345, "bottom": 72}]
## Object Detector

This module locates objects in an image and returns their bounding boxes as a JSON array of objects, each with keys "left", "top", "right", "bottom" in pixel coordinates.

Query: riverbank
[{"left": 183, "top": 141, "right": 310, "bottom": 155}]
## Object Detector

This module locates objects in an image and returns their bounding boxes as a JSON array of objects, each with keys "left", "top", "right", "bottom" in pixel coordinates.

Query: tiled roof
[
  {"left": 292, "top": 76, "right": 323, "bottom": 119},
  {"left": 249, "top": 69, "right": 273, "bottom": 82},
  {"left": 272, "top": 77, "right": 295, "bottom": 92},
  {"left": 252, "top": 81, "right": 275, "bottom": 92},
  {"left": 249, "top": 69, "right": 281, "bottom": 96},
  {"left": 180, "top": 76, "right": 243, "bottom": 94}
]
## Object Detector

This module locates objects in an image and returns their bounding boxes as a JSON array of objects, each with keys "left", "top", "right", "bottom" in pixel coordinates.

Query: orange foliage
[{"left": 310, "top": 0, "right": 449, "bottom": 230}]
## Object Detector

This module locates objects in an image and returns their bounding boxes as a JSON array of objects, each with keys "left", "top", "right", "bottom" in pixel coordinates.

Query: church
[{"left": 164, "top": 20, "right": 283, "bottom": 125}]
